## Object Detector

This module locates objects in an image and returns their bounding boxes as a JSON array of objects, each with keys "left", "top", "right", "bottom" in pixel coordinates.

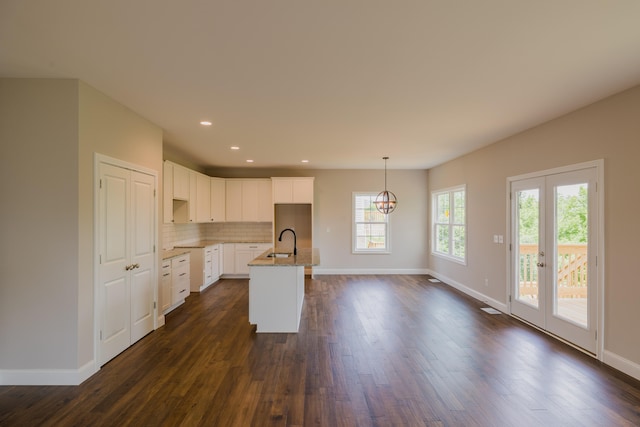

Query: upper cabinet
[
  {"left": 226, "top": 179, "right": 272, "bottom": 222},
  {"left": 272, "top": 177, "right": 314, "bottom": 204},
  {"left": 210, "top": 177, "right": 226, "bottom": 222},
  {"left": 172, "top": 163, "right": 190, "bottom": 200},
  {"left": 164, "top": 161, "right": 286, "bottom": 224},
  {"left": 195, "top": 172, "right": 211, "bottom": 223}
]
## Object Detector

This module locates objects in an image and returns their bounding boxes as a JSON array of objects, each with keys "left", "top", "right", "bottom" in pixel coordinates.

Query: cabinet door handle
[
  {"left": 163, "top": 273, "right": 170, "bottom": 277},
  {"left": 179, "top": 273, "right": 187, "bottom": 276},
  {"left": 179, "top": 289, "right": 186, "bottom": 293}
]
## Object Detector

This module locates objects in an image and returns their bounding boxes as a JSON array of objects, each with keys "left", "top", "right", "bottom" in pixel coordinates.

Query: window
[
  {"left": 432, "top": 185, "right": 466, "bottom": 263},
  {"left": 353, "top": 192, "right": 390, "bottom": 253}
]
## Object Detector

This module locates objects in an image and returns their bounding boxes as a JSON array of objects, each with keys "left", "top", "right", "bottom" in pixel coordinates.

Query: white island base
[{"left": 249, "top": 265, "right": 305, "bottom": 333}]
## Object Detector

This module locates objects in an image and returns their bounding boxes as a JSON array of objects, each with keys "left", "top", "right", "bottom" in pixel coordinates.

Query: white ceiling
[{"left": 2, "top": 1, "right": 640, "bottom": 169}]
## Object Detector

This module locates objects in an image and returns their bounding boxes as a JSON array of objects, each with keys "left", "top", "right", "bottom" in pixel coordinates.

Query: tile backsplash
[{"left": 163, "top": 222, "right": 273, "bottom": 249}]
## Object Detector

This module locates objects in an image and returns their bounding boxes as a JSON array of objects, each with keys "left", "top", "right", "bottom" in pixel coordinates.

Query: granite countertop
[
  {"left": 162, "top": 249, "right": 191, "bottom": 260},
  {"left": 173, "top": 240, "right": 271, "bottom": 249},
  {"left": 248, "top": 248, "right": 320, "bottom": 267}
]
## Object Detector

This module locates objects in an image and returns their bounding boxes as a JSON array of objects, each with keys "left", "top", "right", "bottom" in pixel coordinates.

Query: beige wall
[
  {"left": 0, "top": 78, "right": 163, "bottom": 378},
  {"left": 428, "top": 84, "right": 640, "bottom": 368},
  {"left": 0, "top": 79, "right": 80, "bottom": 369}
]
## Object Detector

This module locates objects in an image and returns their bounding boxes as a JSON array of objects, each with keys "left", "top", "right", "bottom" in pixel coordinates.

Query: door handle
[{"left": 537, "top": 262, "right": 545, "bottom": 267}]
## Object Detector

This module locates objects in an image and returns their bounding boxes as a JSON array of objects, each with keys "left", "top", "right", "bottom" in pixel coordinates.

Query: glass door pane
[
  {"left": 553, "top": 182, "right": 589, "bottom": 327},
  {"left": 516, "top": 188, "right": 540, "bottom": 308}
]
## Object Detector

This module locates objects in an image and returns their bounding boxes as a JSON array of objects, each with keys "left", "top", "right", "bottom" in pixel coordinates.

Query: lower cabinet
[
  {"left": 161, "top": 259, "right": 172, "bottom": 313},
  {"left": 180, "top": 244, "right": 222, "bottom": 292},
  {"left": 222, "top": 243, "right": 271, "bottom": 277},
  {"left": 172, "top": 254, "right": 190, "bottom": 304},
  {"left": 162, "top": 253, "right": 190, "bottom": 314}
]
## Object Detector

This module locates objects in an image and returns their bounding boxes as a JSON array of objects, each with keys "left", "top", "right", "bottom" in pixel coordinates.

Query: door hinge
[
  {"left": 99, "top": 254, "right": 102, "bottom": 264},
  {"left": 154, "top": 301, "right": 157, "bottom": 309},
  {"left": 154, "top": 189, "right": 156, "bottom": 197},
  {"left": 595, "top": 330, "right": 597, "bottom": 340},
  {"left": 509, "top": 243, "right": 512, "bottom": 251},
  {"left": 154, "top": 245, "right": 156, "bottom": 253},
  {"left": 509, "top": 295, "right": 512, "bottom": 303},
  {"left": 100, "top": 330, "right": 102, "bottom": 340},
  {"left": 99, "top": 179, "right": 103, "bottom": 189}
]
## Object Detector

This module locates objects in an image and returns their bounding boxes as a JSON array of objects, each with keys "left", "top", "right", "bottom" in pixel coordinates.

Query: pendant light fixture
[{"left": 374, "top": 156, "right": 397, "bottom": 214}]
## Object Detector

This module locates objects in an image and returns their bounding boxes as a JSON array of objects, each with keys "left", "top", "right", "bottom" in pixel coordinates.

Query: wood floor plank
[{"left": 1, "top": 275, "right": 640, "bottom": 426}]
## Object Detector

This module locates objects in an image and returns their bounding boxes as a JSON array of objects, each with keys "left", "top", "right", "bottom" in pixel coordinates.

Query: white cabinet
[
  {"left": 164, "top": 161, "right": 193, "bottom": 223},
  {"left": 175, "top": 244, "right": 222, "bottom": 292},
  {"left": 188, "top": 171, "right": 197, "bottom": 222},
  {"left": 222, "top": 243, "right": 271, "bottom": 277},
  {"left": 195, "top": 172, "right": 211, "bottom": 223},
  {"left": 223, "top": 243, "right": 235, "bottom": 275},
  {"left": 163, "top": 161, "right": 173, "bottom": 224},
  {"left": 161, "top": 259, "right": 172, "bottom": 313},
  {"left": 226, "top": 179, "right": 272, "bottom": 222},
  {"left": 171, "top": 254, "right": 190, "bottom": 306},
  {"left": 225, "top": 180, "right": 243, "bottom": 221},
  {"left": 172, "top": 163, "right": 190, "bottom": 200},
  {"left": 210, "top": 177, "right": 226, "bottom": 222},
  {"left": 272, "top": 177, "right": 314, "bottom": 204},
  {"left": 160, "top": 253, "right": 190, "bottom": 315}
]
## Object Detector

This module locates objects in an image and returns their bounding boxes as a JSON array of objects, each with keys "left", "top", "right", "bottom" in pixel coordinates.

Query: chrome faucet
[{"left": 278, "top": 228, "right": 297, "bottom": 255}]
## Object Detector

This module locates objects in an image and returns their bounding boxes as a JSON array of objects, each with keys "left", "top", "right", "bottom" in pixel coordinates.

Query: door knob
[{"left": 537, "top": 262, "right": 545, "bottom": 267}]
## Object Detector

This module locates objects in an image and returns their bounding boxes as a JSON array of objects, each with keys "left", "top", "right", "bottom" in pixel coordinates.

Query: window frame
[
  {"left": 352, "top": 192, "right": 391, "bottom": 254},
  {"left": 431, "top": 184, "right": 467, "bottom": 264}
]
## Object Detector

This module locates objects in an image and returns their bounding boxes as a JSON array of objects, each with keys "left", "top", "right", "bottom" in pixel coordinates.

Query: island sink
[{"left": 266, "top": 252, "right": 292, "bottom": 258}]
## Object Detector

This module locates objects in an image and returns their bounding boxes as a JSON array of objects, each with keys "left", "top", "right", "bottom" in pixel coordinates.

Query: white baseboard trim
[
  {"left": 313, "top": 268, "right": 429, "bottom": 275},
  {"left": 426, "top": 269, "right": 509, "bottom": 313},
  {"left": 157, "top": 314, "right": 166, "bottom": 328},
  {"left": 603, "top": 350, "right": 640, "bottom": 381},
  {"left": 0, "top": 359, "right": 98, "bottom": 386}
]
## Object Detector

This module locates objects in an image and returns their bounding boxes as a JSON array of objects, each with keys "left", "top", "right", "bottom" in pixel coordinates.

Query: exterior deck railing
[{"left": 518, "top": 243, "right": 588, "bottom": 298}]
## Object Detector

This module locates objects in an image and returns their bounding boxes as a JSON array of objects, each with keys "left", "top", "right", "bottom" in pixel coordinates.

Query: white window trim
[
  {"left": 352, "top": 192, "right": 391, "bottom": 254},
  {"left": 431, "top": 184, "right": 467, "bottom": 265}
]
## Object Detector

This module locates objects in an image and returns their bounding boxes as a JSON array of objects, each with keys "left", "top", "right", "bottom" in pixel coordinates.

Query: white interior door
[
  {"left": 510, "top": 166, "right": 598, "bottom": 354},
  {"left": 130, "top": 171, "right": 156, "bottom": 344},
  {"left": 99, "top": 163, "right": 131, "bottom": 365},
  {"left": 99, "top": 162, "right": 156, "bottom": 366}
]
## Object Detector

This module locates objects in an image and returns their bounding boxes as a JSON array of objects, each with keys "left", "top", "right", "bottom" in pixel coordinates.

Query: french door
[{"left": 510, "top": 166, "right": 598, "bottom": 354}]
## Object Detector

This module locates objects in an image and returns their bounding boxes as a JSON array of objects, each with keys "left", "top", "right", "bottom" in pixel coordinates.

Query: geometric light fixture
[{"left": 374, "top": 156, "right": 398, "bottom": 214}]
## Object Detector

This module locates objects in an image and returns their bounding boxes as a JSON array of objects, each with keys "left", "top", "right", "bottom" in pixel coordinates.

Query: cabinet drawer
[
  {"left": 171, "top": 254, "right": 189, "bottom": 268},
  {"left": 235, "top": 243, "right": 270, "bottom": 251}
]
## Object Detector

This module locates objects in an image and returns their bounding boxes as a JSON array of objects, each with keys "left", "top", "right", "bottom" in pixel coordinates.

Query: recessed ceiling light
[
  {"left": 230, "top": 146, "right": 240, "bottom": 150},
  {"left": 301, "top": 160, "right": 309, "bottom": 163},
  {"left": 200, "top": 121, "right": 212, "bottom": 126},
  {"left": 246, "top": 159, "right": 254, "bottom": 163}
]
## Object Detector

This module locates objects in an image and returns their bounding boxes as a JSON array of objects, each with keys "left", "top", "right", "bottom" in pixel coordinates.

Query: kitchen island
[{"left": 248, "top": 248, "right": 320, "bottom": 333}]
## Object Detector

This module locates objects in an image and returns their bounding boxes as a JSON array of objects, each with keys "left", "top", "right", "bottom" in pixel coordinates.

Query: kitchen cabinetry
[
  {"left": 221, "top": 242, "right": 271, "bottom": 277},
  {"left": 225, "top": 179, "right": 272, "bottom": 222},
  {"left": 171, "top": 254, "right": 190, "bottom": 305},
  {"left": 173, "top": 163, "right": 190, "bottom": 200},
  {"left": 195, "top": 172, "right": 211, "bottom": 223},
  {"left": 175, "top": 243, "right": 222, "bottom": 292},
  {"left": 210, "top": 177, "right": 226, "bottom": 222},
  {"left": 272, "top": 177, "right": 314, "bottom": 204},
  {"left": 161, "top": 259, "right": 172, "bottom": 313},
  {"left": 163, "top": 161, "right": 173, "bottom": 224},
  {"left": 164, "top": 160, "right": 193, "bottom": 223}
]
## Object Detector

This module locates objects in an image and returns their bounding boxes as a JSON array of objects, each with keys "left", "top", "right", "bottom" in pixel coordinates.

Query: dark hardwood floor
[{"left": 2, "top": 275, "right": 640, "bottom": 426}]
